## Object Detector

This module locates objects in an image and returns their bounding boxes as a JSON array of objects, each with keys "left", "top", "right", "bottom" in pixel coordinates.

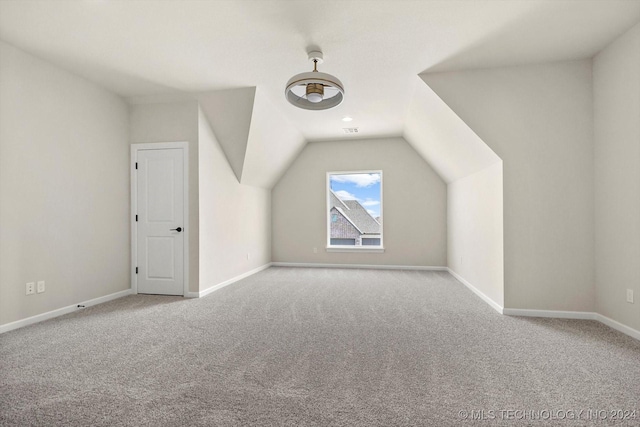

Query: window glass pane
[
  {"left": 330, "top": 238, "right": 356, "bottom": 245},
  {"left": 362, "top": 238, "right": 381, "bottom": 246}
]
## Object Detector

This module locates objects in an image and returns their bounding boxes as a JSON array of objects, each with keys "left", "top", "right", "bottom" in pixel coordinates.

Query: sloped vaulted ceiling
[{"left": 1, "top": 1, "right": 639, "bottom": 187}]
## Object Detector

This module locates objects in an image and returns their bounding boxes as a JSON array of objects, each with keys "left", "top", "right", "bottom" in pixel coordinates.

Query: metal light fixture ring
[{"left": 284, "top": 51, "right": 345, "bottom": 110}]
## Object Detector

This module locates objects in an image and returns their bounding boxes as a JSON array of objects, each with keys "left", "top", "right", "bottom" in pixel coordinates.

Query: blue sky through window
[{"left": 330, "top": 173, "right": 381, "bottom": 218}]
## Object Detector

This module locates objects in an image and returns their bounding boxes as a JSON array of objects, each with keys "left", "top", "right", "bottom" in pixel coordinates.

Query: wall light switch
[
  {"left": 626, "top": 289, "right": 634, "bottom": 304},
  {"left": 26, "top": 282, "right": 35, "bottom": 295},
  {"left": 37, "top": 281, "right": 45, "bottom": 293}
]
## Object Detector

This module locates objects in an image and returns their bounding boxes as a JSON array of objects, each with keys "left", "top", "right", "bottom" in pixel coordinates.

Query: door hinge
[
  {"left": 135, "top": 162, "right": 138, "bottom": 170},
  {"left": 136, "top": 267, "right": 138, "bottom": 274},
  {"left": 135, "top": 214, "right": 138, "bottom": 222}
]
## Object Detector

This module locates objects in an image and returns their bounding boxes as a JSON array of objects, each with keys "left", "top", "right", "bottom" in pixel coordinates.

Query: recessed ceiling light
[{"left": 342, "top": 116, "right": 353, "bottom": 122}]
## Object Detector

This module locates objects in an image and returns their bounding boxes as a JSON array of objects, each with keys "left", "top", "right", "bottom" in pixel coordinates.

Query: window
[{"left": 327, "top": 171, "right": 383, "bottom": 252}]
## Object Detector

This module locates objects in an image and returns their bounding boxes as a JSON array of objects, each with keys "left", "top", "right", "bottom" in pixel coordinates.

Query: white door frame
[{"left": 131, "top": 141, "right": 189, "bottom": 296}]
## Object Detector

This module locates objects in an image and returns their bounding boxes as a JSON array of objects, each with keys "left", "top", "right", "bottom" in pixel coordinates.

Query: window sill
[{"left": 326, "top": 246, "right": 385, "bottom": 253}]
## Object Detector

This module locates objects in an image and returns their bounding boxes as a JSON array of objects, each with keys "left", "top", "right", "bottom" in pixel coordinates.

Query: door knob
[{"left": 170, "top": 227, "right": 182, "bottom": 232}]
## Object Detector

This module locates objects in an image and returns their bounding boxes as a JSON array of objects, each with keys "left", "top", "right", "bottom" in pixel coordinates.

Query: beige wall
[
  {"left": 448, "top": 162, "right": 504, "bottom": 307},
  {"left": 198, "top": 107, "right": 271, "bottom": 290},
  {"left": 424, "top": 60, "right": 595, "bottom": 311},
  {"left": 594, "top": 23, "right": 640, "bottom": 331},
  {"left": 129, "top": 100, "right": 274, "bottom": 294},
  {"left": 0, "top": 41, "right": 130, "bottom": 326},
  {"left": 272, "top": 137, "right": 447, "bottom": 266},
  {"left": 129, "top": 100, "right": 200, "bottom": 292}
]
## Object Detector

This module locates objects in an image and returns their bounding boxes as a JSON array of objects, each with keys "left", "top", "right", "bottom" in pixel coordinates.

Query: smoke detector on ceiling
[{"left": 285, "top": 50, "right": 344, "bottom": 110}]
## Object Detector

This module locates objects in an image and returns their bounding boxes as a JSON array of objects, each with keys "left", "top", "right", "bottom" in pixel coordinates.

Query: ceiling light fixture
[
  {"left": 342, "top": 116, "right": 353, "bottom": 122},
  {"left": 285, "top": 50, "right": 344, "bottom": 110}
]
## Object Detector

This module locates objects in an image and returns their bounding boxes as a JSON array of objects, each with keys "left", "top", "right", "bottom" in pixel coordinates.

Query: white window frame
[{"left": 326, "top": 170, "right": 384, "bottom": 253}]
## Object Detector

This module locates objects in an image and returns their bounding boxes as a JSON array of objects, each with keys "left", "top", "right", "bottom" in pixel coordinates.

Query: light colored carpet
[{"left": 1, "top": 267, "right": 639, "bottom": 426}]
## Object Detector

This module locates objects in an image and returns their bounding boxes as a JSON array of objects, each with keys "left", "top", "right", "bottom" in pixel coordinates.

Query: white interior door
[{"left": 136, "top": 148, "right": 185, "bottom": 295}]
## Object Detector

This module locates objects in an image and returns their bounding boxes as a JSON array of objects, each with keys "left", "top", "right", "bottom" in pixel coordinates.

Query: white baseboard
[
  {"left": 447, "top": 268, "right": 504, "bottom": 314},
  {"left": 444, "top": 270, "right": 640, "bottom": 341},
  {"left": 4, "top": 266, "right": 638, "bottom": 343},
  {"left": 595, "top": 313, "right": 640, "bottom": 341},
  {"left": 502, "top": 308, "right": 595, "bottom": 320},
  {"left": 186, "top": 263, "right": 272, "bottom": 298},
  {"left": 271, "top": 262, "right": 448, "bottom": 271},
  {"left": 0, "top": 288, "right": 133, "bottom": 334},
  {"left": 503, "top": 309, "right": 640, "bottom": 341}
]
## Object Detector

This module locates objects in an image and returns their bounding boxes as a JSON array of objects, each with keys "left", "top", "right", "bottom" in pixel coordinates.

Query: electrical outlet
[
  {"left": 26, "top": 282, "right": 35, "bottom": 295},
  {"left": 313, "top": 247, "right": 318, "bottom": 253},
  {"left": 246, "top": 253, "right": 250, "bottom": 261},
  {"left": 626, "top": 289, "right": 634, "bottom": 304},
  {"left": 37, "top": 281, "right": 45, "bottom": 294}
]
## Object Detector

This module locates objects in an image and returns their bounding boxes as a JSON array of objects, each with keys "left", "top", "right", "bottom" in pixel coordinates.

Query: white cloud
[
  {"left": 331, "top": 173, "right": 380, "bottom": 188},
  {"left": 361, "top": 199, "right": 380, "bottom": 207},
  {"left": 367, "top": 209, "right": 378, "bottom": 216},
  {"left": 334, "top": 190, "right": 357, "bottom": 200}
]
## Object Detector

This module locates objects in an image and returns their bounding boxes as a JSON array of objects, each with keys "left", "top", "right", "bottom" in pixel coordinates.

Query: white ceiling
[{"left": 1, "top": 0, "right": 638, "bottom": 143}]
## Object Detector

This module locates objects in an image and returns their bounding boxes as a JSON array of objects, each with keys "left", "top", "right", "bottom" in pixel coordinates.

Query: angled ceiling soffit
[
  {"left": 403, "top": 75, "right": 501, "bottom": 184},
  {"left": 242, "top": 87, "right": 306, "bottom": 189},
  {"left": 197, "top": 87, "right": 256, "bottom": 182},
  {"left": 197, "top": 87, "right": 305, "bottom": 189}
]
